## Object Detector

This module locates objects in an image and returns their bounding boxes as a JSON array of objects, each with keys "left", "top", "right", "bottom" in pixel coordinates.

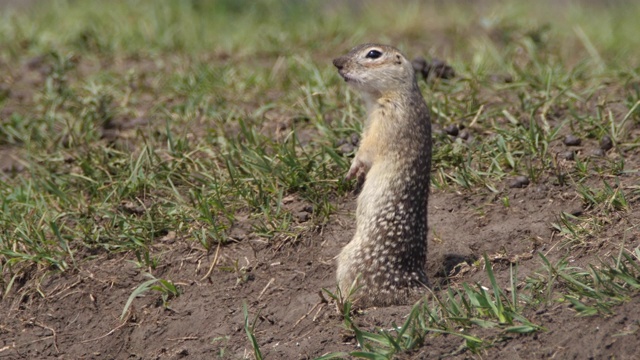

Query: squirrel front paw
[
  {"left": 346, "top": 158, "right": 369, "bottom": 191},
  {"left": 346, "top": 159, "right": 365, "bottom": 180}
]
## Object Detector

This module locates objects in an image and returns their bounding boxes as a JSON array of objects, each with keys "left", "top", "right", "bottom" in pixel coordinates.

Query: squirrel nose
[{"left": 333, "top": 57, "right": 346, "bottom": 70}]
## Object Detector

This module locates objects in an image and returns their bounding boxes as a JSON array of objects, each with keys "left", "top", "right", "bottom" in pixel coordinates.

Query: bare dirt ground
[{"left": 2, "top": 161, "right": 639, "bottom": 359}]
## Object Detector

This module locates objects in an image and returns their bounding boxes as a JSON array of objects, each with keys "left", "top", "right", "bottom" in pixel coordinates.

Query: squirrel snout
[{"left": 333, "top": 57, "right": 347, "bottom": 70}]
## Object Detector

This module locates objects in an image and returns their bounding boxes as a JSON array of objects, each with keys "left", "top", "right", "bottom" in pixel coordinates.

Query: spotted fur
[{"left": 333, "top": 44, "right": 432, "bottom": 307}]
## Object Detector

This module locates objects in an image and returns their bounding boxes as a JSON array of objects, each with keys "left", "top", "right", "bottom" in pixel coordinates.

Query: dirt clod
[
  {"left": 570, "top": 208, "right": 584, "bottom": 216},
  {"left": 296, "top": 212, "right": 310, "bottom": 222},
  {"left": 411, "top": 56, "right": 428, "bottom": 74},
  {"left": 509, "top": 175, "right": 530, "bottom": 188},
  {"left": 412, "top": 56, "right": 455, "bottom": 80},
  {"left": 559, "top": 150, "right": 575, "bottom": 161},
  {"left": 600, "top": 135, "right": 613, "bottom": 151},
  {"left": 429, "top": 59, "right": 456, "bottom": 79},
  {"left": 350, "top": 133, "right": 360, "bottom": 146},
  {"left": 564, "top": 134, "right": 582, "bottom": 146},
  {"left": 489, "top": 73, "right": 514, "bottom": 83},
  {"left": 339, "top": 142, "right": 355, "bottom": 154},
  {"left": 444, "top": 124, "right": 459, "bottom": 136}
]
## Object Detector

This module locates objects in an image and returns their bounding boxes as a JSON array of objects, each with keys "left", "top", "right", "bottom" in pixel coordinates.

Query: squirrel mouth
[{"left": 338, "top": 71, "right": 353, "bottom": 82}]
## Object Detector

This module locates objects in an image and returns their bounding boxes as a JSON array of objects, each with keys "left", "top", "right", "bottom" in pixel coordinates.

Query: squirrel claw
[{"left": 346, "top": 158, "right": 368, "bottom": 181}]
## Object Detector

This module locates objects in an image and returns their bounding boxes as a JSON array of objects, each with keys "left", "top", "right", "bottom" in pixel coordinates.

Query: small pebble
[
  {"left": 444, "top": 124, "right": 459, "bottom": 137},
  {"left": 429, "top": 59, "right": 456, "bottom": 79},
  {"left": 509, "top": 176, "right": 530, "bottom": 188},
  {"left": 339, "top": 143, "right": 355, "bottom": 155},
  {"left": 295, "top": 212, "right": 310, "bottom": 222},
  {"left": 458, "top": 129, "right": 470, "bottom": 140},
  {"left": 300, "top": 204, "right": 313, "bottom": 213},
  {"left": 559, "top": 151, "right": 575, "bottom": 161},
  {"left": 411, "top": 57, "right": 427, "bottom": 74},
  {"left": 600, "top": 135, "right": 613, "bottom": 151},
  {"left": 413, "top": 58, "right": 456, "bottom": 80},
  {"left": 592, "top": 148, "right": 605, "bottom": 157},
  {"left": 177, "top": 349, "right": 189, "bottom": 357},
  {"left": 563, "top": 134, "right": 581, "bottom": 146},
  {"left": 569, "top": 208, "right": 583, "bottom": 217},
  {"left": 350, "top": 133, "right": 360, "bottom": 146},
  {"left": 489, "top": 73, "right": 514, "bottom": 83},
  {"left": 228, "top": 227, "right": 247, "bottom": 241}
]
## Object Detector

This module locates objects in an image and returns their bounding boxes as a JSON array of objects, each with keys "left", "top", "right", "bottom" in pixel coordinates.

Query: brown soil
[{"left": 2, "top": 178, "right": 640, "bottom": 359}]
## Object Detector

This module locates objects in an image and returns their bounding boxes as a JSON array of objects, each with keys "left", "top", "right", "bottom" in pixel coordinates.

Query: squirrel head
[{"left": 333, "top": 43, "right": 417, "bottom": 97}]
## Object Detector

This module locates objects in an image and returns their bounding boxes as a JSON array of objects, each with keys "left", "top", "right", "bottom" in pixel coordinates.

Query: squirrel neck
[
  {"left": 360, "top": 79, "right": 428, "bottom": 153},
  {"left": 361, "top": 78, "right": 420, "bottom": 114}
]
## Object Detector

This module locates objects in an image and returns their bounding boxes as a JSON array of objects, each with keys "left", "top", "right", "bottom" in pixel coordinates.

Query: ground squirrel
[{"left": 333, "top": 43, "right": 432, "bottom": 307}]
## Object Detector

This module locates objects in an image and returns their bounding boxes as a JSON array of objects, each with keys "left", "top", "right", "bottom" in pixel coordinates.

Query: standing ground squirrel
[{"left": 333, "top": 43, "right": 432, "bottom": 307}]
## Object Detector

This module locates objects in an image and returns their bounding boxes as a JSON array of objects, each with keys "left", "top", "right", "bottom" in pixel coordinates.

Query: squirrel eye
[{"left": 365, "top": 50, "right": 382, "bottom": 59}]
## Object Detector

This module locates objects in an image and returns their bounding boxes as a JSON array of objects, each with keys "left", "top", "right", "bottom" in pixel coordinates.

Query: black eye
[{"left": 365, "top": 50, "right": 382, "bottom": 59}]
